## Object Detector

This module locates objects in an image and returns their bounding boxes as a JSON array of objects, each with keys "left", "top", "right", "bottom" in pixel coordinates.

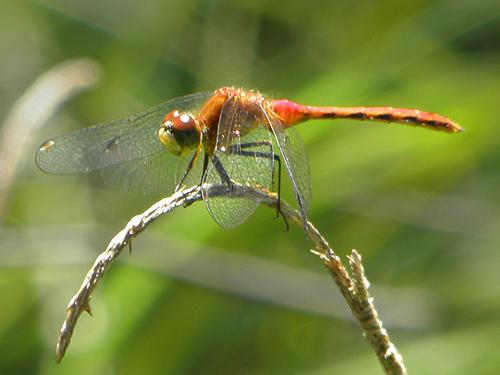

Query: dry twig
[{"left": 55, "top": 183, "right": 407, "bottom": 374}]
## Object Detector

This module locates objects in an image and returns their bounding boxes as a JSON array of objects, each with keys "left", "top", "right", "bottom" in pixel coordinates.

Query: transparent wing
[
  {"left": 203, "top": 98, "right": 275, "bottom": 228},
  {"left": 99, "top": 148, "right": 199, "bottom": 194},
  {"left": 261, "top": 103, "right": 311, "bottom": 226},
  {"left": 36, "top": 91, "right": 212, "bottom": 193}
]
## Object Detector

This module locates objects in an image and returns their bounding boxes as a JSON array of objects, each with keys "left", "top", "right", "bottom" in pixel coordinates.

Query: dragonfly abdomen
[{"left": 273, "top": 99, "right": 463, "bottom": 133}]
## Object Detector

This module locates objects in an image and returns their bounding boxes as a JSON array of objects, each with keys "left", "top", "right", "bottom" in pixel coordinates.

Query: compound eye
[
  {"left": 158, "top": 110, "right": 198, "bottom": 155},
  {"left": 158, "top": 113, "right": 181, "bottom": 155},
  {"left": 164, "top": 110, "right": 196, "bottom": 131}
]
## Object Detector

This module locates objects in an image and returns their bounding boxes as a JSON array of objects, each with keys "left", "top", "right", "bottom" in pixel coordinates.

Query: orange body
[{"left": 160, "top": 86, "right": 462, "bottom": 159}]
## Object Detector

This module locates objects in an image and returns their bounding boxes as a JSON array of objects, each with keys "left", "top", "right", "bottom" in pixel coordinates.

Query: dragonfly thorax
[{"left": 158, "top": 110, "right": 200, "bottom": 155}]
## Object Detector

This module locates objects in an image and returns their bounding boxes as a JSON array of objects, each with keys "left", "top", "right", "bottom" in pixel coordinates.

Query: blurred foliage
[{"left": 1, "top": 0, "right": 499, "bottom": 373}]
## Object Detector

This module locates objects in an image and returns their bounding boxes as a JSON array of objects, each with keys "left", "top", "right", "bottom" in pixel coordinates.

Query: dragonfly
[{"left": 36, "top": 86, "right": 462, "bottom": 228}]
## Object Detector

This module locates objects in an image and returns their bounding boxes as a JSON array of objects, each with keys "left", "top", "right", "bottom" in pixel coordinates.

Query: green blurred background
[{"left": 1, "top": 0, "right": 499, "bottom": 374}]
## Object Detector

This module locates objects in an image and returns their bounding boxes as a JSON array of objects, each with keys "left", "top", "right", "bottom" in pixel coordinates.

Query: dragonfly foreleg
[{"left": 175, "top": 149, "right": 200, "bottom": 192}]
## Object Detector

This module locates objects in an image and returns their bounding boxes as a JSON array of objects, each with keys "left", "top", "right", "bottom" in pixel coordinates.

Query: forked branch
[{"left": 55, "top": 184, "right": 407, "bottom": 375}]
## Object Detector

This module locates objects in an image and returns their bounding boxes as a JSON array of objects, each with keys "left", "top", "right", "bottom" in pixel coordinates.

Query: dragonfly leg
[
  {"left": 210, "top": 154, "right": 233, "bottom": 192},
  {"left": 228, "top": 144, "right": 288, "bottom": 231},
  {"left": 175, "top": 149, "right": 200, "bottom": 192},
  {"left": 229, "top": 141, "right": 281, "bottom": 188},
  {"left": 200, "top": 152, "right": 210, "bottom": 185},
  {"left": 197, "top": 152, "right": 213, "bottom": 205},
  {"left": 228, "top": 140, "right": 279, "bottom": 190},
  {"left": 272, "top": 155, "right": 288, "bottom": 230}
]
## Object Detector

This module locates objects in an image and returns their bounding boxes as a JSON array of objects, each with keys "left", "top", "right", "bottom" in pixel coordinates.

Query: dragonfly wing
[
  {"left": 36, "top": 91, "right": 212, "bottom": 194},
  {"left": 260, "top": 103, "right": 311, "bottom": 226},
  {"left": 203, "top": 97, "right": 275, "bottom": 228},
  {"left": 98, "top": 148, "right": 199, "bottom": 194}
]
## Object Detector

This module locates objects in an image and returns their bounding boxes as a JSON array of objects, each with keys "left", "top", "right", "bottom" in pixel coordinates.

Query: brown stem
[{"left": 55, "top": 184, "right": 406, "bottom": 374}]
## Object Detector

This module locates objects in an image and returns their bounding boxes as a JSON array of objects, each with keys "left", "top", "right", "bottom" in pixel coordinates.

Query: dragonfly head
[{"left": 158, "top": 110, "right": 200, "bottom": 155}]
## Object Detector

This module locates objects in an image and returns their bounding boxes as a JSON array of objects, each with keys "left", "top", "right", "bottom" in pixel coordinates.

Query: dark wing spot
[{"left": 105, "top": 137, "right": 120, "bottom": 153}]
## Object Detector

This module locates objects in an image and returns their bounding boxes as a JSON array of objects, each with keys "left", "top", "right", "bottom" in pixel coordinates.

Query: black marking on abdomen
[
  {"left": 403, "top": 116, "right": 418, "bottom": 123},
  {"left": 348, "top": 112, "right": 367, "bottom": 119},
  {"left": 423, "top": 120, "right": 438, "bottom": 126},
  {"left": 375, "top": 114, "right": 393, "bottom": 121}
]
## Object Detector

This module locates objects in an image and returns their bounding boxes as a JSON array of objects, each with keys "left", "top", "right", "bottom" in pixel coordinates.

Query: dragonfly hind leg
[
  {"left": 210, "top": 154, "right": 234, "bottom": 192},
  {"left": 228, "top": 142, "right": 289, "bottom": 230}
]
